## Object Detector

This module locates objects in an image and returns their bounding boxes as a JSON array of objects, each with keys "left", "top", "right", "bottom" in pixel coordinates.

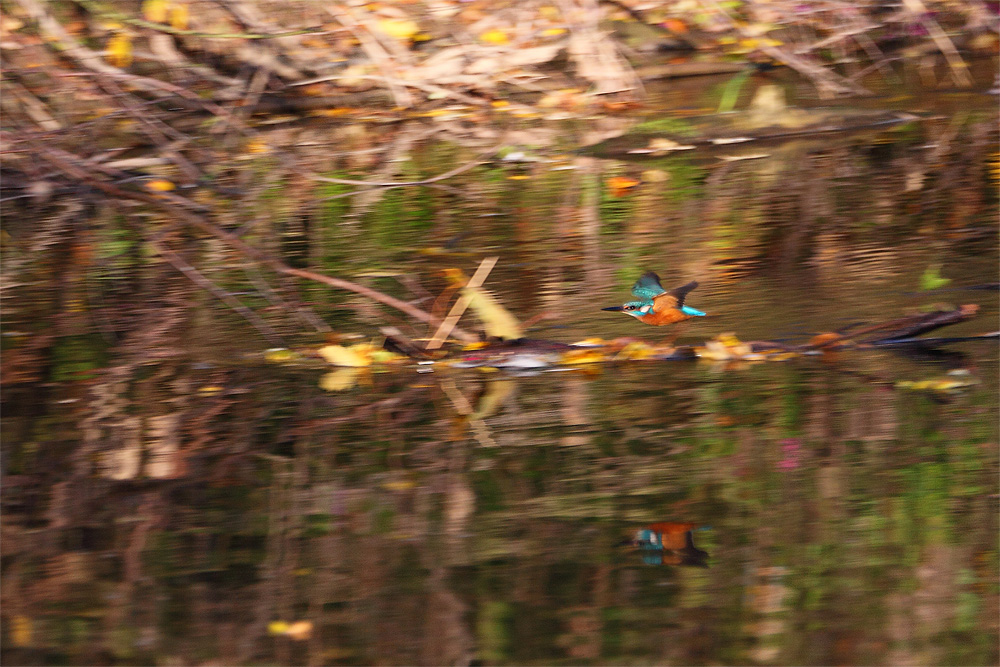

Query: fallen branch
[{"left": 291, "top": 74, "right": 489, "bottom": 107}]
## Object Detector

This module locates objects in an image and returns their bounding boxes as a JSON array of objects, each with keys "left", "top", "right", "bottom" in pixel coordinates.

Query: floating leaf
[
  {"left": 265, "top": 347, "right": 301, "bottom": 363},
  {"left": 571, "top": 337, "right": 606, "bottom": 347},
  {"left": 245, "top": 138, "right": 270, "bottom": 154},
  {"left": 144, "top": 179, "right": 175, "bottom": 192},
  {"left": 318, "top": 344, "right": 370, "bottom": 367},
  {"left": 383, "top": 478, "right": 418, "bottom": 491},
  {"left": 268, "top": 620, "right": 313, "bottom": 640},
  {"left": 897, "top": 370, "right": 976, "bottom": 394},
  {"left": 558, "top": 348, "right": 606, "bottom": 365},
  {"left": 660, "top": 18, "right": 688, "bottom": 34},
  {"left": 695, "top": 333, "right": 760, "bottom": 361},
  {"left": 920, "top": 264, "right": 951, "bottom": 291},
  {"left": 106, "top": 32, "right": 133, "bottom": 68},
  {"left": 606, "top": 175, "right": 640, "bottom": 197},
  {"left": 10, "top": 615, "right": 31, "bottom": 647}
]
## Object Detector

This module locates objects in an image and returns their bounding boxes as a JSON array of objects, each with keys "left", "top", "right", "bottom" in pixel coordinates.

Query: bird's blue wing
[{"left": 631, "top": 271, "right": 666, "bottom": 300}]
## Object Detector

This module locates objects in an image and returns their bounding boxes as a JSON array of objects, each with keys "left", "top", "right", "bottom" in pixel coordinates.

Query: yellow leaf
[
  {"left": 317, "top": 344, "right": 370, "bottom": 367},
  {"left": 268, "top": 621, "right": 290, "bottom": 635},
  {"left": 558, "top": 349, "right": 606, "bottom": 365},
  {"left": 507, "top": 174, "right": 530, "bottom": 180},
  {"left": 571, "top": 337, "right": 605, "bottom": 347},
  {"left": 106, "top": 32, "right": 133, "bottom": 68},
  {"left": 479, "top": 29, "right": 509, "bottom": 45},
  {"left": 310, "top": 107, "right": 355, "bottom": 117},
  {"left": 369, "top": 349, "right": 401, "bottom": 363},
  {"left": 144, "top": 179, "right": 175, "bottom": 192},
  {"left": 541, "top": 28, "right": 567, "bottom": 36},
  {"left": 169, "top": 3, "right": 189, "bottom": 31},
  {"left": 286, "top": 621, "right": 313, "bottom": 641},
  {"left": 614, "top": 342, "right": 655, "bottom": 360},
  {"left": 198, "top": 385, "right": 224, "bottom": 394},
  {"left": 10, "top": 615, "right": 31, "bottom": 647},
  {"left": 319, "top": 368, "right": 361, "bottom": 391},
  {"left": 264, "top": 347, "right": 300, "bottom": 363},
  {"left": 383, "top": 479, "right": 418, "bottom": 491},
  {"left": 490, "top": 100, "right": 510, "bottom": 108},
  {"left": 245, "top": 138, "right": 269, "bottom": 154},
  {"left": 376, "top": 18, "right": 420, "bottom": 40},
  {"left": 461, "top": 285, "right": 523, "bottom": 340},
  {"left": 142, "top": 0, "right": 168, "bottom": 23}
]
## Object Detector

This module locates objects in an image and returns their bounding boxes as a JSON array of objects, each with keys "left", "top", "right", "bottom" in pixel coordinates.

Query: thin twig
[
  {"left": 426, "top": 257, "right": 499, "bottom": 350},
  {"left": 310, "top": 144, "right": 499, "bottom": 188},
  {"left": 291, "top": 74, "right": 489, "bottom": 107}
]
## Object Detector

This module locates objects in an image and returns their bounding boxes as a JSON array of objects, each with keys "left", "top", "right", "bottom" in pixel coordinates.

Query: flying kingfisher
[{"left": 603, "top": 271, "right": 705, "bottom": 325}]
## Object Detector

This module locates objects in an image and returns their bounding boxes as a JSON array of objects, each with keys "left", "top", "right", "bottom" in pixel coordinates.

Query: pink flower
[{"left": 778, "top": 438, "right": 801, "bottom": 470}]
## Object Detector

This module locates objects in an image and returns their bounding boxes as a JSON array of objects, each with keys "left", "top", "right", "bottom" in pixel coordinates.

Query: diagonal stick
[{"left": 426, "top": 257, "right": 499, "bottom": 350}]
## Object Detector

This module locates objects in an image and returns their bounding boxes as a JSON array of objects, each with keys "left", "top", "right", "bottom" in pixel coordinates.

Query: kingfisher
[{"left": 602, "top": 271, "right": 705, "bottom": 325}]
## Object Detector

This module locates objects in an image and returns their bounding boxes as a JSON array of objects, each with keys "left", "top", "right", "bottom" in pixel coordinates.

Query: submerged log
[{"left": 807, "top": 304, "right": 982, "bottom": 350}]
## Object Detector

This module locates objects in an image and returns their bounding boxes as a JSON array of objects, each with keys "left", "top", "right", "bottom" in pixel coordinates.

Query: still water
[{"left": 2, "top": 74, "right": 998, "bottom": 665}]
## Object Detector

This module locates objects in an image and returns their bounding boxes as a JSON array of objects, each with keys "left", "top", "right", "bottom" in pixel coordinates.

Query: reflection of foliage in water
[{"left": 2, "top": 107, "right": 998, "bottom": 666}]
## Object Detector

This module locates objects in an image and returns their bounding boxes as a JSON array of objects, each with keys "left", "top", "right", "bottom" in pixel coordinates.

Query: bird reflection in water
[{"left": 622, "top": 521, "right": 709, "bottom": 567}]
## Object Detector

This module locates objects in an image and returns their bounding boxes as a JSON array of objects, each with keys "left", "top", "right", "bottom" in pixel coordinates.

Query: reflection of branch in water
[{"left": 29, "top": 143, "right": 479, "bottom": 342}]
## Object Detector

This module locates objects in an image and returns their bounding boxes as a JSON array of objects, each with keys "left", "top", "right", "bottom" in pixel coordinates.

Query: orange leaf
[
  {"left": 606, "top": 176, "right": 639, "bottom": 197},
  {"left": 661, "top": 18, "right": 688, "bottom": 34},
  {"left": 144, "top": 179, "right": 175, "bottom": 192}
]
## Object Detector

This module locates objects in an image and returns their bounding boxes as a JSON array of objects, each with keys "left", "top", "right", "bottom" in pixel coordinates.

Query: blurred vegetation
[{"left": 2, "top": 1, "right": 999, "bottom": 665}]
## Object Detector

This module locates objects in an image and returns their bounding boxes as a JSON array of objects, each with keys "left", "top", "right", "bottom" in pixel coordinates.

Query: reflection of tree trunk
[
  {"left": 421, "top": 568, "right": 473, "bottom": 666},
  {"left": 561, "top": 374, "right": 591, "bottom": 447},
  {"left": 103, "top": 491, "right": 162, "bottom": 657},
  {"left": 577, "top": 157, "right": 608, "bottom": 291}
]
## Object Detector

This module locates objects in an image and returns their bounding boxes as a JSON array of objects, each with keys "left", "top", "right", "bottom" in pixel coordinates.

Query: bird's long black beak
[{"left": 602, "top": 305, "right": 623, "bottom": 311}]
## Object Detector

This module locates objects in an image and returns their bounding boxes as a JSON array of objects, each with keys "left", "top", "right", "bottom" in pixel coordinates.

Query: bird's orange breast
[{"left": 637, "top": 309, "right": 690, "bottom": 326}]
